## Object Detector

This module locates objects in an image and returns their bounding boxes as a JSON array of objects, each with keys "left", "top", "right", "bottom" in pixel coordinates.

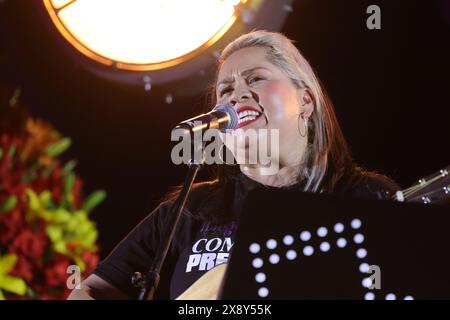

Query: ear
[{"left": 298, "top": 88, "right": 314, "bottom": 119}]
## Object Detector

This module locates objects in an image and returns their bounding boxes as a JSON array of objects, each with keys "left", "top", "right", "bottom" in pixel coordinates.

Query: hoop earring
[{"left": 298, "top": 115, "right": 308, "bottom": 137}]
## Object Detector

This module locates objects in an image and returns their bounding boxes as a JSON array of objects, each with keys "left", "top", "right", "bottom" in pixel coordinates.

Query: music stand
[{"left": 219, "top": 189, "right": 450, "bottom": 300}]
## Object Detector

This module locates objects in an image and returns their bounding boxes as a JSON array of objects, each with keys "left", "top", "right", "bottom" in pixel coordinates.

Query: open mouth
[{"left": 236, "top": 106, "right": 263, "bottom": 129}]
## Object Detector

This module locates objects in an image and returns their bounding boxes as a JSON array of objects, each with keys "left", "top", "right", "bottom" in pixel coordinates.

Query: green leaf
[
  {"left": 21, "top": 170, "right": 37, "bottom": 183},
  {"left": 8, "top": 145, "right": 16, "bottom": 159},
  {"left": 0, "top": 196, "right": 17, "bottom": 214},
  {"left": 50, "top": 130, "right": 59, "bottom": 139},
  {"left": 42, "top": 161, "right": 57, "bottom": 178},
  {"left": 81, "top": 190, "right": 107, "bottom": 212},
  {"left": 44, "top": 138, "right": 71, "bottom": 157},
  {"left": 62, "top": 160, "right": 77, "bottom": 175},
  {"left": 21, "top": 162, "right": 41, "bottom": 183},
  {"left": 64, "top": 173, "right": 75, "bottom": 196},
  {"left": 8, "top": 87, "right": 21, "bottom": 107},
  {"left": 45, "top": 200, "right": 57, "bottom": 210}
]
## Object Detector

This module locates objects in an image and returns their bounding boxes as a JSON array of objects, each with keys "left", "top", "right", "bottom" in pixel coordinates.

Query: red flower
[
  {"left": 44, "top": 254, "right": 71, "bottom": 287},
  {"left": 49, "top": 164, "right": 63, "bottom": 204},
  {"left": 0, "top": 135, "right": 13, "bottom": 183},
  {"left": 8, "top": 228, "right": 48, "bottom": 260},
  {"left": 72, "top": 178, "right": 83, "bottom": 209},
  {"left": 81, "top": 251, "right": 99, "bottom": 274},
  {"left": 40, "top": 287, "right": 70, "bottom": 300},
  {"left": 0, "top": 207, "right": 24, "bottom": 244},
  {"left": 40, "top": 293, "right": 54, "bottom": 300},
  {"left": 9, "top": 255, "right": 34, "bottom": 282},
  {"left": 51, "top": 185, "right": 62, "bottom": 204},
  {"left": 32, "top": 173, "right": 49, "bottom": 195}
]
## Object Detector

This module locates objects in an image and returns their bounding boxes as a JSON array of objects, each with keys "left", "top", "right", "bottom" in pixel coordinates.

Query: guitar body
[{"left": 176, "top": 264, "right": 227, "bottom": 300}]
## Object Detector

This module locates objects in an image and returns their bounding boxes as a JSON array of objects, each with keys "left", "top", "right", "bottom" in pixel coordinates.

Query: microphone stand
[{"left": 134, "top": 136, "right": 205, "bottom": 300}]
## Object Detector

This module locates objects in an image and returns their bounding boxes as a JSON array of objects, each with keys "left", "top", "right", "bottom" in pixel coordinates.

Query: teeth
[
  {"left": 238, "top": 115, "right": 257, "bottom": 124},
  {"left": 238, "top": 110, "right": 260, "bottom": 119}
]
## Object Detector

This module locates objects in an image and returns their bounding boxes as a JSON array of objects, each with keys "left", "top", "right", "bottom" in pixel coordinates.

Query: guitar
[{"left": 176, "top": 165, "right": 450, "bottom": 300}]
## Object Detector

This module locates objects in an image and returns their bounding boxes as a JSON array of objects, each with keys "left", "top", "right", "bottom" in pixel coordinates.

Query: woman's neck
[{"left": 239, "top": 164, "right": 300, "bottom": 188}]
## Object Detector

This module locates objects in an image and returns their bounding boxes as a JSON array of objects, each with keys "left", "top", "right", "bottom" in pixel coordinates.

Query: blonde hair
[{"left": 208, "top": 30, "right": 359, "bottom": 193}]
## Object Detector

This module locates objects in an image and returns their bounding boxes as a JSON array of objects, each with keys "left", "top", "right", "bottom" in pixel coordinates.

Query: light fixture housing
[{"left": 42, "top": 0, "right": 293, "bottom": 97}]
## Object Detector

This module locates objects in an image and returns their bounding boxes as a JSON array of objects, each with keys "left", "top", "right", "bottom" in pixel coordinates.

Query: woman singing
[{"left": 68, "top": 30, "right": 399, "bottom": 300}]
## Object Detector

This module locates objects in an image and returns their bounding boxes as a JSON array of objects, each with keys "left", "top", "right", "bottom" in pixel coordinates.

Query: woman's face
[{"left": 216, "top": 46, "right": 313, "bottom": 168}]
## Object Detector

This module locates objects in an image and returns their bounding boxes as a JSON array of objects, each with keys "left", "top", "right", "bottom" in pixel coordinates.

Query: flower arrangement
[{"left": 0, "top": 87, "right": 105, "bottom": 299}]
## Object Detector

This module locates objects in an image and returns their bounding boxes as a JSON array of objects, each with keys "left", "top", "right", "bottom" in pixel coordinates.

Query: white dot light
[
  {"left": 351, "top": 218, "right": 362, "bottom": 229},
  {"left": 404, "top": 296, "right": 414, "bottom": 300},
  {"left": 386, "top": 293, "right": 396, "bottom": 300},
  {"left": 337, "top": 238, "right": 347, "bottom": 248},
  {"left": 364, "top": 292, "right": 375, "bottom": 300},
  {"left": 359, "top": 263, "right": 370, "bottom": 273},
  {"left": 286, "top": 250, "right": 297, "bottom": 260},
  {"left": 356, "top": 248, "right": 367, "bottom": 259},
  {"left": 300, "top": 231, "right": 311, "bottom": 242},
  {"left": 334, "top": 223, "right": 344, "bottom": 233},
  {"left": 258, "top": 287, "right": 269, "bottom": 298},
  {"left": 266, "top": 239, "right": 277, "bottom": 250},
  {"left": 354, "top": 233, "right": 365, "bottom": 244},
  {"left": 283, "top": 235, "right": 294, "bottom": 246},
  {"left": 255, "top": 272, "right": 266, "bottom": 283},
  {"left": 303, "top": 246, "right": 314, "bottom": 256},
  {"left": 165, "top": 94, "right": 173, "bottom": 104},
  {"left": 317, "top": 227, "right": 328, "bottom": 237},
  {"left": 252, "top": 258, "right": 263, "bottom": 269},
  {"left": 320, "top": 242, "right": 330, "bottom": 252},
  {"left": 269, "top": 254, "right": 280, "bottom": 264},
  {"left": 249, "top": 243, "right": 261, "bottom": 254},
  {"left": 362, "top": 277, "right": 373, "bottom": 288}
]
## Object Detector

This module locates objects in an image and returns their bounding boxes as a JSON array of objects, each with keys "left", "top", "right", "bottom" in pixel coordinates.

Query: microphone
[{"left": 172, "top": 104, "right": 239, "bottom": 135}]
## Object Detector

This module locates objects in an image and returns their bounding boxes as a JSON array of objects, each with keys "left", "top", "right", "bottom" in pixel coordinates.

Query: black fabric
[{"left": 93, "top": 172, "right": 400, "bottom": 299}]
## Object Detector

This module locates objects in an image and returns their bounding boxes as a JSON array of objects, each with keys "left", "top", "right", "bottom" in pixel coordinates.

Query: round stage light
[
  {"left": 42, "top": 0, "right": 293, "bottom": 97},
  {"left": 43, "top": 0, "right": 245, "bottom": 71}
]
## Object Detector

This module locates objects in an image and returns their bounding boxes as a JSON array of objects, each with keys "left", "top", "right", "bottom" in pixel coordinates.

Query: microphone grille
[{"left": 213, "top": 104, "right": 238, "bottom": 131}]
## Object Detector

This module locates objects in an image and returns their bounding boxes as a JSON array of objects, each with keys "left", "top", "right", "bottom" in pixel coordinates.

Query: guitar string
[
  {"left": 401, "top": 174, "right": 445, "bottom": 198},
  {"left": 406, "top": 184, "right": 450, "bottom": 202}
]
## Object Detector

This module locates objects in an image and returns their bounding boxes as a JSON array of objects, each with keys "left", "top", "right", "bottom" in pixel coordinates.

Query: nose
[{"left": 229, "top": 85, "right": 251, "bottom": 106}]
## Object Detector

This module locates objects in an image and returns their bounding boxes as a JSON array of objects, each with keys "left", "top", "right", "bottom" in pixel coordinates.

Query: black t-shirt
[{"left": 93, "top": 172, "right": 400, "bottom": 299}]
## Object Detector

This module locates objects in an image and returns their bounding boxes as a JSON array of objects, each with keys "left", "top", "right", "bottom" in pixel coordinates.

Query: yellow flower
[
  {"left": 26, "top": 189, "right": 98, "bottom": 272},
  {"left": 0, "top": 254, "right": 27, "bottom": 300}
]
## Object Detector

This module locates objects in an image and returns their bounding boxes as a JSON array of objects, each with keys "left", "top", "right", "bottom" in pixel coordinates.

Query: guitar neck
[{"left": 393, "top": 165, "right": 450, "bottom": 205}]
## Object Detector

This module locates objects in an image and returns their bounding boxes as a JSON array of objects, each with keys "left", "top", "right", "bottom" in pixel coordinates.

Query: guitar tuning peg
[
  {"left": 443, "top": 186, "right": 449, "bottom": 194},
  {"left": 421, "top": 196, "right": 431, "bottom": 204}
]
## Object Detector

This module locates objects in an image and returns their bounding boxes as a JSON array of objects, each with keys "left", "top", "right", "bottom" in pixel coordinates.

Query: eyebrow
[{"left": 217, "top": 66, "right": 270, "bottom": 87}]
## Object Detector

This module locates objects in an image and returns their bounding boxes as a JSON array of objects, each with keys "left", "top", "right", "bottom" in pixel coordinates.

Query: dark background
[{"left": 1, "top": 0, "right": 449, "bottom": 257}]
